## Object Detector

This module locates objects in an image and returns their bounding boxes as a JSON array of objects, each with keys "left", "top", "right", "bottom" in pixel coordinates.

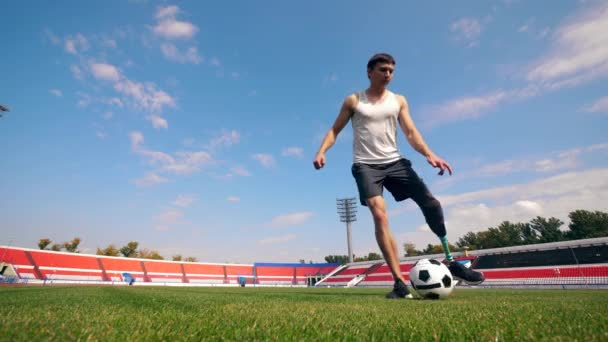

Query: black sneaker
[
  {"left": 448, "top": 261, "right": 485, "bottom": 285},
  {"left": 385, "top": 280, "right": 413, "bottom": 299}
]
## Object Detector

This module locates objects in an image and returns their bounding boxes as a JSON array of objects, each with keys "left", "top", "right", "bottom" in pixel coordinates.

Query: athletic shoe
[
  {"left": 448, "top": 261, "right": 485, "bottom": 285},
  {"left": 385, "top": 280, "right": 414, "bottom": 299}
]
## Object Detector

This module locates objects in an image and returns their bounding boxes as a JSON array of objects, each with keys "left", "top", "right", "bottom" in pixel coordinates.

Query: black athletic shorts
[{"left": 351, "top": 158, "right": 431, "bottom": 206}]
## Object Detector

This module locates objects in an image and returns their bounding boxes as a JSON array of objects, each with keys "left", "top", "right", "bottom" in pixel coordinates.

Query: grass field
[{"left": 2, "top": 286, "right": 607, "bottom": 341}]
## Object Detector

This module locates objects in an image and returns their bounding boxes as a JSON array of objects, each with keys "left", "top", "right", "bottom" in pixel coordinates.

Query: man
[{"left": 313, "top": 53, "right": 484, "bottom": 298}]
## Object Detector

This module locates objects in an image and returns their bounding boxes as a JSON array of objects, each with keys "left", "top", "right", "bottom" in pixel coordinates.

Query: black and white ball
[{"left": 409, "top": 258, "right": 454, "bottom": 299}]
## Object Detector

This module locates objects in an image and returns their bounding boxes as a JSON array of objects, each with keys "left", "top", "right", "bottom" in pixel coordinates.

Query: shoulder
[
  {"left": 344, "top": 93, "right": 360, "bottom": 108},
  {"left": 391, "top": 92, "right": 408, "bottom": 107}
]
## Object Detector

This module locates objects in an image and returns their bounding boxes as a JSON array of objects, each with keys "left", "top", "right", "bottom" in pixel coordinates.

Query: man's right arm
[{"left": 313, "top": 94, "right": 357, "bottom": 170}]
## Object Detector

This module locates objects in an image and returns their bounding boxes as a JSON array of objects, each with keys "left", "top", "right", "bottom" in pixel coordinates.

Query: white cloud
[
  {"left": 208, "top": 130, "right": 240, "bottom": 149},
  {"left": 422, "top": 91, "right": 507, "bottom": 127},
  {"left": 90, "top": 63, "right": 121, "bottom": 82},
  {"left": 527, "top": 3, "right": 608, "bottom": 87},
  {"left": 64, "top": 33, "right": 89, "bottom": 55},
  {"left": 129, "top": 131, "right": 144, "bottom": 149},
  {"left": 77, "top": 93, "right": 91, "bottom": 108},
  {"left": 431, "top": 145, "right": 601, "bottom": 192},
  {"left": 156, "top": 5, "right": 179, "bottom": 20},
  {"left": 134, "top": 172, "right": 169, "bottom": 187},
  {"left": 153, "top": 6, "right": 198, "bottom": 40},
  {"left": 588, "top": 143, "right": 608, "bottom": 152},
  {"left": 425, "top": 3, "right": 607, "bottom": 126},
  {"left": 147, "top": 114, "right": 168, "bottom": 129},
  {"left": 103, "top": 111, "right": 113, "bottom": 120},
  {"left": 267, "top": 212, "right": 313, "bottom": 228},
  {"left": 450, "top": 18, "right": 482, "bottom": 47},
  {"left": 439, "top": 168, "right": 608, "bottom": 208},
  {"left": 70, "top": 65, "right": 83, "bottom": 80},
  {"left": 583, "top": 95, "right": 608, "bottom": 113},
  {"left": 160, "top": 43, "right": 202, "bottom": 64},
  {"left": 281, "top": 147, "right": 304, "bottom": 158},
  {"left": 114, "top": 79, "right": 175, "bottom": 114},
  {"left": 173, "top": 194, "right": 196, "bottom": 207},
  {"left": 49, "top": 89, "right": 62, "bottom": 97},
  {"left": 162, "top": 151, "right": 213, "bottom": 175},
  {"left": 129, "top": 131, "right": 214, "bottom": 178},
  {"left": 155, "top": 209, "right": 184, "bottom": 230},
  {"left": 258, "top": 234, "right": 297, "bottom": 245},
  {"left": 105, "top": 97, "right": 123, "bottom": 107},
  {"left": 534, "top": 154, "right": 580, "bottom": 172},
  {"left": 252, "top": 153, "right": 276, "bottom": 168},
  {"left": 227, "top": 196, "right": 240, "bottom": 202},
  {"left": 102, "top": 38, "right": 117, "bottom": 49},
  {"left": 210, "top": 58, "right": 221, "bottom": 67},
  {"left": 44, "top": 28, "right": 61, "bottom": 45},
  {"left": 139, "top": 149, "right": 175, "bottom": 166},
  {"left": 230, "top": 166, "right": 251, "bottom": 177},
  {"left": 399, "top": 168, "right": 608, "bottom": 248}
]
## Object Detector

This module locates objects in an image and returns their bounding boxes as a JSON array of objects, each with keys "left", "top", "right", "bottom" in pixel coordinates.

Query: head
[{"left": 367, "top": 53, "right": 395, "bottom": 85}]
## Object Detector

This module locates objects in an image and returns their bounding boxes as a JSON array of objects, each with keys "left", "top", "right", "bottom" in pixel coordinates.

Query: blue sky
[{"left": 1, "top": 1, "right": 607, "bottom": 263}]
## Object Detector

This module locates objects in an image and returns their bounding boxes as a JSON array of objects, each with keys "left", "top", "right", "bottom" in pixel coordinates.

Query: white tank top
[{"left": 351, "top": 90, "right": 402, "bottom": 164}]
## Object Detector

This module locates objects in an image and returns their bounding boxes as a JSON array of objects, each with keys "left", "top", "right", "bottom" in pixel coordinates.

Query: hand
[
  {"left": 313, "top": 153, "right": 326, "bottom": 170},
  {"left": 426, "top": 154, "right": 453, "bottom": 176}
]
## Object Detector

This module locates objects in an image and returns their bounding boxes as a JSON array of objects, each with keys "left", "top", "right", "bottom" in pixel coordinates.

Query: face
[{"left": 368, "top": 62, "right": 394, "bottom": 85}]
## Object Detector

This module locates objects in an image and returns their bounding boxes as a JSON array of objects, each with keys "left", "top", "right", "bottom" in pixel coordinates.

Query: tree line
[
  {"left": 325, "top": 209, "right": 608, "bottom": 264},
  {"left": 37, "top": 238, "right": 198, "bottom": 262}
]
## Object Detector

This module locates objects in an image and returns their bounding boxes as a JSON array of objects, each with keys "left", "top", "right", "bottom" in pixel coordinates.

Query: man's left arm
[{"left": 397, "top": 95, "right": 453, "bottom": 176}]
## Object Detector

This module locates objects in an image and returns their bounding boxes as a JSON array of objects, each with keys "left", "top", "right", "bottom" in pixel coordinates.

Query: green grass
[{"left": 1, "top": 286, "right": 607, "bottom": 341}]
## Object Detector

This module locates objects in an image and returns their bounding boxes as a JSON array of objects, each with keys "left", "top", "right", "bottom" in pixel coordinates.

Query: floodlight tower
[{"left": 336, "top": 197, "right": 357, "bottom": 263}]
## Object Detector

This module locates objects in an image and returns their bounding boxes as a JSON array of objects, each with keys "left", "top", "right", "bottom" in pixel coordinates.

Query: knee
[
  {"left": 367, "top": 197, "right": 389, "bottom": 226},
  {"left": 423, "top": 196, "right": 442, "bottom": 212},
  {"left": 370, "top": 207, "right": 388, "bottom": 227}
]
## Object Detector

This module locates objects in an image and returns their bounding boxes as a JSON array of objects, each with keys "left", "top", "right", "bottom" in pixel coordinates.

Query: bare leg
[{"left": 367, "top": 196, "right": 405, "bottom": 284}]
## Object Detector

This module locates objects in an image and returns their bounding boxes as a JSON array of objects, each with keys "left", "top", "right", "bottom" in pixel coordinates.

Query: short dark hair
[{"left": 367, "top": 53, "right": 396, "bottom": 70}]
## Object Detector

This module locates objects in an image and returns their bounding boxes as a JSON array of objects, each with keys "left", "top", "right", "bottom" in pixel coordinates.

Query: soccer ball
[{"left": 409, "top": 258, "right": 454, "bottom": 299}]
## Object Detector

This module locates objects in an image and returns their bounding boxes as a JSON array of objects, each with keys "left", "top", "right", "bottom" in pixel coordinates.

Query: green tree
[
  {"left": 324, "top": 255, "right": 350, "bottom": 264},
  {"left": 38, "top": 238, "right": 52, "bottom": 250},
  {"left": 172, "top": 255, "right": 183, "bottom": 261},
  {"left": 366, "top": 252, "right": 382, "bottom": 261},
  {"left": 96, "top": 244, "right": 120, "bottom": 256},
  {"left": 184, "top": 256, "right": 198, "bottom": 262},
  {"left": 120, "top": 241, "right": 139, "bottom": 258},
  {"left": 488, "top": 222, "right": 526, "bottom": 248},
  {"left": 567, "top": 210, "right": 608, "bottom": 240},
  {"left": 456, "top": 231, "right": 483, "bottom": 250},
  {"left": 63, "top": 237, "right": 81, "bottom": 253},
  {"left": 354, "top": 252, "right": 383, "bottom": 262},
  {"left": 403, "top": 242, "right": 421, "bottom": 257},
  {"left": 420, "top": 243, "right": 460, "bottom": 255},
  {"left": 138, "top": 248, "right": 164, "bottom": 260},
  {"left": 50, "top": 244, "right": 63, "bottom": 251},
  {"left": 530, "top": 216, "right": 563, "bottom": 243}
]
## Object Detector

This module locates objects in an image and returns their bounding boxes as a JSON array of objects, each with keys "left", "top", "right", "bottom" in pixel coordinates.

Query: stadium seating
[
  {"left": 317, "top": 237, "right": 608, "bottom": 288},
  {"left": 255, "top": 264, "right": 295, "bottom": 285},
  {"left": 142, "top": 260, "right": 185, "bottom": 283},
  {"left": 294, "top": 264, "right": 339, "bottom": 285},
  {"left": 0, "top": 247, "right": 338, "bottom": 286},
  {"left": 29, "top": 250, "right": 103, "bottom": 281},
  {"left": 183, "top": 263, "right": 228, "bottom": 284},
  {"left": 4, "top": 237, "right": 605, "bottom": 288},
  {"left": 0, "top": 247, "right": 38, "bottom": 279},
  {"left": 225, "top": 265, "right": 255, "bottom": 284},
  {"left": 101, "top": 257, "right": 146, "bottom": 282}
]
